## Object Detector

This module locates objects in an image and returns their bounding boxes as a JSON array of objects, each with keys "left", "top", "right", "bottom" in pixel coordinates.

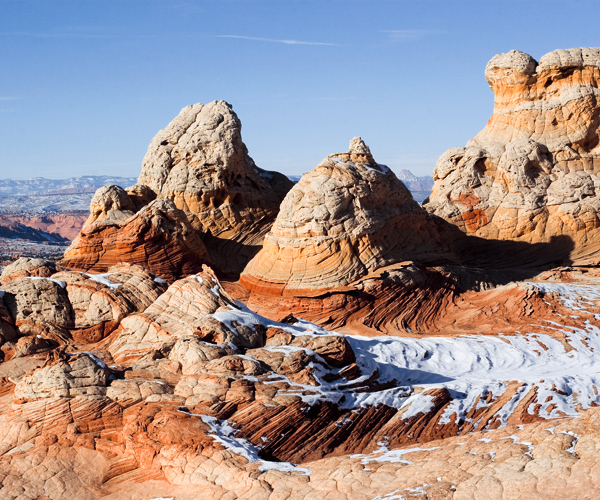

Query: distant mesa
[{"left": 425, "top": 47, "right": 600, "bottom": 265}]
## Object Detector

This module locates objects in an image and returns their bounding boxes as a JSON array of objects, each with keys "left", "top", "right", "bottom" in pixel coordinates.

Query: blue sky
[{"left": 0, "top": 0, "right": 598, "bottom": 180}]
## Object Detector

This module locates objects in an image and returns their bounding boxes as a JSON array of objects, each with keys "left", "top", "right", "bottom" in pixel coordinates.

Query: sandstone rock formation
[
  {"left": 63, "top": 101, "right": 293, "bottom": 280},
  {"left": 137, "top": 100, "right": 293, "bottom": 276},
  {"left": 0, "top": 258, "right": 167, "bottom": 355},
  {"left": 61, "top": 196, "right": 210, "bottom": 282},
  {"left": 426, "top": 47, "right": 600, "bottom": 266},
  {"left": 0, "top": 262, "right": 600, "bottom": 499},
  {"left": 0, "top": 257, "right": 57, "bottom": 284},
  {"left": 241, "top": 137, "right": 452, "bottom": 296},
  {"left": 7, "top": 50, "right": 600, "bottom": 499}
]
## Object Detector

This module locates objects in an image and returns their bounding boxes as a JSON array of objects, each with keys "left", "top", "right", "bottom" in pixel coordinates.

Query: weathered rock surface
[
  {"left": 107, "top": 265, "right": 248, "bottom": 363},
  {"left": 0, "top": 259, "right": 167, "bottom": 353},
  {"left": 61, "top": 196, "right": 210, "bottom": 281},
  {"left": 6, "top": 53, "right": 600, "bottom": 499},
  {"left": 138, "top": 100, "right": 293, "bottom": 276},
  {"left": 14, "top": 351, "right": 111, "bottom": 400},
  {"left": 0, "top": 260, "right": 600, "bottom": 498},
  {"left": 0, "top": 257, "right": 57, "bottom": 284},
  {"left": 426, "top": 47, "right": 600, "bottom": 266},
  {"left": 241, "top": 137, "right": 452, "bottom": 296},
  {"left": 63, "top": 101, "right": 293, "bottom": 281}
]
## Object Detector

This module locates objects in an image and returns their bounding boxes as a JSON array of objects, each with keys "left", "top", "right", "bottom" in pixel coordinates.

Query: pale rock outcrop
[
  {"left": 107, "top": 266, "right": 263, "bottom": 363},
  {"left": 105, "top": 379, "right": 173, "bottom": 402},
  {"left": 137, "top": 100, "right": 294, "bottom": 276},
  {"left": 14, "top": 352, "right": 111, "bottom": 400},
  {"left": 1, "top": 277, "right": 74, "bottom": 334},
  {"left": 52, "top": 263, "right": 168, "bottom": 342},
  {"left": 0, "top": 260, "right": 167, "bottom": 348},
  {"left": 61, "top": 197, "right": 210, "bottom": 281},
  {"left": 84, "top": 185, "right": 136, "bottom": 226},
  {"left": 0, "top": 257, "right": 57, "bottom": 285},
  {"left": 167, "top": 336, "right": 231, "bottom": 375},
  {"left": 124, "top": 183, "right": 156, "bottom": 211},
  {"left": 241, "top": 137, "right": 451, "bottom": 295},
  {"left": 426, "top": 47, "right": 600, "bottom": 265}
]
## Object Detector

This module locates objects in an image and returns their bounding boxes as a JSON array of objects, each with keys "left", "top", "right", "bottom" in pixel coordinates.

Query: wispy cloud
[
  {"left": 0, "top": 96, "right": 20, "bottom": 102},
  {"left": 382, "top": 29, "right": 439, "bottom": 41},
  {"left": 217, "top": 35, "right": 339, "bottom": 46}
]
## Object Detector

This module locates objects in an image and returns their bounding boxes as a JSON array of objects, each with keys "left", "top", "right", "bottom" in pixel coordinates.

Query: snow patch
[
  {"left": 353, "top": 443, "right": 440, "bottom": 465},
  {"left": 195, "top": 413, "right": 311, "bottom": 474},
  {"left": 82, "top": 272, "right": 121, "bottom": 290}
]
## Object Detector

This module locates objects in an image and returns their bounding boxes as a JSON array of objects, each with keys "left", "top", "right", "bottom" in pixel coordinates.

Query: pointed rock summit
[
  {"left": 137, "top": 100, "right": 293, "bottom": 275},
  {"left": 62, "top": 101, "right": 294, "bottom": 279},
  {"left": 240, "top": 138, "right": 451, "bottom": 295},
  {"left": 425, "top": 47, "right": 600, "bottom": 265}
]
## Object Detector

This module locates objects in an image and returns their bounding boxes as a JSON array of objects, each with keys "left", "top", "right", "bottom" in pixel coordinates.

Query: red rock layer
[
  {"left": 61, "top": 197, "right": 209, "bottom": 282},
  {"left": 238, "top": 262, "right": 590, "bottom": 338}
]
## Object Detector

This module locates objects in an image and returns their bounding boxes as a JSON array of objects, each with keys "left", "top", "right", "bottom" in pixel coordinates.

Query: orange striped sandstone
[{"left": 426, "top": 47, "right": 600, "bottom": 265}]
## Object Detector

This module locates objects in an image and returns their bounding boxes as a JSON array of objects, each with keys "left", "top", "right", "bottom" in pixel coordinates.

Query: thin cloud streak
[
  {"left": 217, "top": 35, "right": 340, "bottom": 46},
  {"left": 0, "top": 97, "right": 20, "bottom": 101}
]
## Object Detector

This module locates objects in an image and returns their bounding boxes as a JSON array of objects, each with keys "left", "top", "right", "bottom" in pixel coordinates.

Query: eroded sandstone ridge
[
  {"left": 241, "top": 137, "right": 452, "bottom": 296},
  {"left": 62, "top": 101, "right": 293, "bottom": 279},
  {"left": 2, "top": 257, "right": 600, "bottom": 499},
  {"left": 426, "top": 47, "right": 600, "bottom": 265}
]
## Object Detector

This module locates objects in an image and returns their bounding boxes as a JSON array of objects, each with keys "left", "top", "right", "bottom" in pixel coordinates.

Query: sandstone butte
[
  {"left": 426, "top": 47, "right": 600, "bottom": 266},
  {"left": 240, "top": 137, "right": 454, "bottom": 297},
  {"left": 62, "top": 100, "right": 293, "bottom": 281},
  {"left": 4, "top": 47, "right": 600, "bottom": 500}
]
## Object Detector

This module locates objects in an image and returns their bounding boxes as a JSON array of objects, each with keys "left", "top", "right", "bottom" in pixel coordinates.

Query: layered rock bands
[
  {"left": 62, "top": 101, "right": 293, "bottom": 280},
  {"left": 426, "top": 47, "right": 600, "bottom": 265}
]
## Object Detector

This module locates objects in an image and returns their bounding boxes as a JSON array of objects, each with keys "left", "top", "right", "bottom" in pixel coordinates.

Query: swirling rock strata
[
  {"left": 61, "top": 195, "right": 210, "bottom": 282},
  {"left": 426, "top": 47, "right": 600, "bottom": 265},
  {"left": 241, "top": 138, "right": 452, "bottom": 296}
]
